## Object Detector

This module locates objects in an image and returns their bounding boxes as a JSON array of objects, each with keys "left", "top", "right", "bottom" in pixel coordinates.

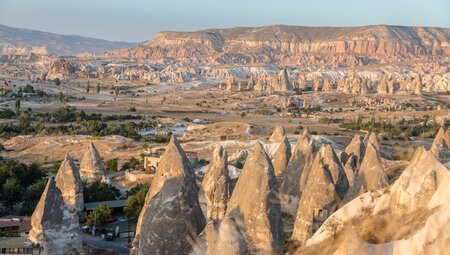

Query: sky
[{"left": 0, "top": 0, "right": 449, "bottom": 42}]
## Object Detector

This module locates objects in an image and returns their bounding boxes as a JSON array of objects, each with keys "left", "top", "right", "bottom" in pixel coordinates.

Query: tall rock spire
[
  {"left": 55, "top": 154, "right": 84, "bottom": 215},
  {"left": 270, "top": 124, "right": 286, "bottom": 143},
  {"left": 344, "top": 142, "right": 388, "bottom": 202},
  {"left": 200, "top": 145, "right": 230, "bottom": 221},
  {"left": 79, "top": 142, "right": 106, "bottom": 182},
  {"left": 340, "top": 134, "right": 365, "bottom": 166},
  {"left": 313, "top": 144, "right": 349, "bottom": 198},
  {"left": 131, "top": 136, "right": 205, "bottom": 255},
  {"left": 224, "top": 143, "right": 283, "bottom": 254},
  {"left": 280, "top": 127, "right": 317, "bottom": 197},
  {"left": 29, "top": 178, "right": 82, "bottom": 255},
  {"left": 272, "top": 136, "right": 292, "bottom": 177},
  {"left": 291, "top": 150, "right": 340, "bottom": 244}
]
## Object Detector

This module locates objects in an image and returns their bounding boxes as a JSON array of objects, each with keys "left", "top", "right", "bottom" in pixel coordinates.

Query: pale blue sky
[{"left": 0, "top": 0, "right": 449, "bottom": 42}]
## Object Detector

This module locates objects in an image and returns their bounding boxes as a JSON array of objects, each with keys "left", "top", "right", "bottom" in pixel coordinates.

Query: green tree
[
  {"left": 20, "top": 179, "right": 47, "bottom": 215},
  {"left": 86, "top": 80, "right": 90, "bottom": 94},
  {"left": 54, "top": 78, "right": 61, "bottom": 86},
  {"left": 120, "top": 157, "right": 141, "bottom": 171},
  {"left": 19, "top": 113, "right": 31, "bottom": 129},
  {"left": 124, "top": 185, "right": 149, "bottom": 219},
  {"left": 86, "top": 203, "right": 112, "bottom": 228},
  {"left": 96, "top": 83, "right": 100, "bottom": 93},
  {"left": 58, "top": 91, "right": 66, "bottom": 103},
  {"left": 1, "top": 178, "right": 22, "bottom": 210},
  {"left": 105, "top": 158, "right": 118, "bottom": 172},
  {"left": 15, "top": 98, "right": 20, "bottom": 115},
  {"left": 83, "top": 180, "right": 121, "bottom": 203}
]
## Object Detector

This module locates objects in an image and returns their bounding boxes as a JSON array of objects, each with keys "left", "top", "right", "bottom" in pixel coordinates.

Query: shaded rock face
[
  {"left": 430, "top": 127, "right": 450, "bottom": 162},
  {"left": 291, "top": 150, "right": 340, "bottom": 244},
  {"left": 344, "top": 142, "right": 388, "bottom": 203},
  {"left": 280, "top": 128, "right": 317, "bottom": 197},
  {"left": 200, "top": 145, "right": 230, "bottom": 221},
  {"left": 342, "top": 155, "right": 358, "bottom": 188},
  {"left": 223, "top": 143, "right": 284, "bottom": 254},
  {"left": 79, "top": 142, "right": 106, "bottom": 182},
  {"left": 55, "top": 155, "right": 84, "bottom": 215},
  {"left": 270, "top": 124, "right": 286, "bottom": 142},
  {"left": 340, "top": 134, "right": 365, "bottom": 167},
  {"left": 191, "top": 218, "right": 248, "bottom": 255},
  {"left": 29, "top": 178, "right": 82, "bottom": 255},
  {"left": 272, "top": 136, "right": 292, "bottom": 177},
  {"left": 132, "top": 136, "right": 205, "bottom": 255}
]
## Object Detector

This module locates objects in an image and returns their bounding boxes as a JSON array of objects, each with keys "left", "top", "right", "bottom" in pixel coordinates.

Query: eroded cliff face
[{"left": 103, "top": 25, "right": 450, "bottom": 62}]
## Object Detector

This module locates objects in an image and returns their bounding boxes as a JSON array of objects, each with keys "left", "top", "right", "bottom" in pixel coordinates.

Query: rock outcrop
[
  {"left": 272, "top": 136, "right": 292, "bottom": 177},
  {"left": 200, "top": 145, "right": 230, "bottom": 221},
  {"left": 29, "top": 178, "right": 82, "bottom": 255},
  {"left": 280, "top": 128, "right": 317, "bottom": 197},
  {"left": 270, "top": 124, "right": 286, "bottom": 142},
  {"left": 303, "top": 146, "right": 450, "bottom": 255},
  {"left": 344, "top": 141, "right": 388, "bottom": 203},
  {"left": 79, "top": 142, "right": 106, "bottom": 182},
  {"left": 132, "top": 136, "right": 205, "bottom": 255},
  {"left": 291, "top": 147, "right": 341, "bottom": 244},
  {"left": 202, "top": 143, "right": 284, "bottom": 254},
  {"left": 312, "top": 145, "right": 349, "bottom": 198},
  {"left": 55, "top": 154, "right": 84, "bottom": 215},
  {"left": 430, "top": 127, "right": 450, "bottom": 162},
  {"left": 340, "top": 134, "right": 365, "bottom": 166}
]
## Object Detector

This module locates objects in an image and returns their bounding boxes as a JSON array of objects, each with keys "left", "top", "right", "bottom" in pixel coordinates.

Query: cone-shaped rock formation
[
  {"left": 29, "top": 178, "right": 82, "bottom": 255},
  {"left": 55, "top": 154, "right": 84, "bottom": 215},
  {"left": 79, "top": 142, "right": 106, "bottom": 182},
  {"left": 131, "top": 136, "right": 205, "bottom": 255},
  {"left": 200, "top": 145, "right": 230, "bottom": 221}
]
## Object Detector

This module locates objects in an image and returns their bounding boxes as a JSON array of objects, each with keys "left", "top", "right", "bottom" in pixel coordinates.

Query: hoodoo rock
[
  {"left": 291, "top": 148, "right": 341, "bottom": 245},
  {"left": 200, "top": 145, "right": 230, "bottom": 221},
  {"left": 79, "top": 142, "right": 106, "bottom": 182},
  {"left": 340, "top": 134, "right": 365, "bottom": 166},
  {"left": 344, "top": 142, "right": 388, "bottom": 202},
  {"left": 217, "top": 143, "right": 284, "bottom": 254},
  {"left": 29, "top": 178, "right": 82, "bottom": 255},
  {"left": 132, "top": 136, "right": 205, "bottom": 255},
  {"left": 270, "top": 124, "right": 286, "bottom": 142},
  {"left": 272, "top": 136, "right": 292, "bottom": 177},
  {"left": 280, "top": 128, "right": 317, "bottom": 197},
  {"left": 55, "top": 154, "right": 84, "bottom": 215},
  {"left": 430, "top": 127, "right": 450, "bottom": 162},
  {"left": 279, "top": 68, "right": 293, "bottom": 91},
  {"left": 312, "top": 144, "right": 349, "bottom": 198}
]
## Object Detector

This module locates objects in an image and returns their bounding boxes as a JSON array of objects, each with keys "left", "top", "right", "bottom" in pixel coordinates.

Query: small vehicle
[
  {"left": 106, "top": 215, "right": 118, "bottom": 223},
  {"left": 105, "top": 232, "right": 115, "bottom": 241}
]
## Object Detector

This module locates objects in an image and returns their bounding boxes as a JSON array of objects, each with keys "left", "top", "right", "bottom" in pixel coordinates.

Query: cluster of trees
[
  {"left": 124, "top": 184, "right": 149, "bottom": 219},
  {"left": 83, "top": 180, "right": 121, "bottom": 203},
  {"left": 340, "top": 115, "right": 449, "bottom": 138},
  {"left": 0, "top": 160, "right": 46, "bottom": 215}
]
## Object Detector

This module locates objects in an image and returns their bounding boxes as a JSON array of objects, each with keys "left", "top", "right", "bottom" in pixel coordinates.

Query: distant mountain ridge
[
  {"left": 0, "top": 24, "right": 136, "bottom": 55},
  {"left": 102, "top": 24, "right": 450, "bottom": 61}
]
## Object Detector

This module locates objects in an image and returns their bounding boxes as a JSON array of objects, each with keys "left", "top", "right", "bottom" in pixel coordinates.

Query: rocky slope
[{"left": 0, "top": 24, "right": 134, "bottom": 55}]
